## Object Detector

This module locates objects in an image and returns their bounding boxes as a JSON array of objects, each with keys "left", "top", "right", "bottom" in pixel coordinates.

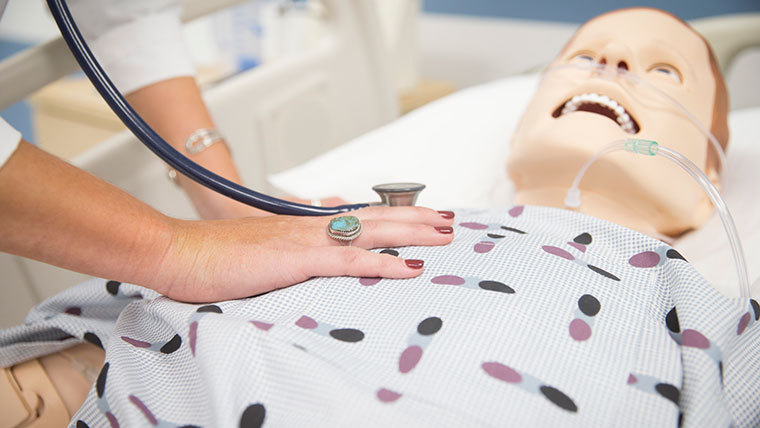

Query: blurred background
[{"left": 2, "top": 0, "right": 758, "bottom": 152}]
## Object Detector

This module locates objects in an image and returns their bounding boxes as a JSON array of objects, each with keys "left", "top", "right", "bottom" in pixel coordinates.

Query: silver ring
[{"left": 327, "top": 215, "right": 362, "bottom": 244}]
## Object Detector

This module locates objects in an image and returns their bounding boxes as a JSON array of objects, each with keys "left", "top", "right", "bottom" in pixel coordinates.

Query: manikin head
[{"left": 507, "top": 8, "right": 729, "bottom": 239}]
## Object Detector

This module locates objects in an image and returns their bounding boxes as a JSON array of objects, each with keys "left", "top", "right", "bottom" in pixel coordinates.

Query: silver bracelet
[
  {"left": 185, "top": 128, "right": 225, "bottom": 154},
  {"left": 167, "top": 128, "right": 226, "bottom": 185}
]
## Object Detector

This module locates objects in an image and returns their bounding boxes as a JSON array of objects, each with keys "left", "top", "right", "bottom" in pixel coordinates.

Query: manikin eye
[
  {"left": 572, "top": 53, "right": 595, "bottom": 63},
  {"left": 649, "top": 64, "right": 682, "bottom": 83}
]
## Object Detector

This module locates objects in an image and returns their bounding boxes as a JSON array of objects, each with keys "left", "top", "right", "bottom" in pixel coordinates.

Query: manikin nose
[
  {"left": 599, "top": 57, "right": 629, "bottom": 71},
  {"left": 597, "top": 42, "right": 631, "bottom": 72}
]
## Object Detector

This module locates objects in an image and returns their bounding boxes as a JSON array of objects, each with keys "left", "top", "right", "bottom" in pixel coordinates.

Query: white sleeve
[
  {"left": 66, "top": 0, "right": 195, "bottom": 95},
  {"left": 0, "top": 117, "right": 22, "bottom": 170}
]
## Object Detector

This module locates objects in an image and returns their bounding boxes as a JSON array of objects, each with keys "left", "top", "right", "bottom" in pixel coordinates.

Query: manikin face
[{"left": 507, "top": 8, "right": 726, "bottom": 237}]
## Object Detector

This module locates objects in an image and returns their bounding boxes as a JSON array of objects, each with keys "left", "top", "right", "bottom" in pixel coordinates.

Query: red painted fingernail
[
  {"left": 435, "top": 226, "right": 453, "bottom": 234},
  {"left": 405, "top": 259, "right": 424, "bottom": 269},
  {"left": 438, "top": 210, "right": 455, "bottom": 219}
]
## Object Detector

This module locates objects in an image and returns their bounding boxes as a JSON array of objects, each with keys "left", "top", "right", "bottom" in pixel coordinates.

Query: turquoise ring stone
[{"left": 327, "top": 216, "right": 362, "bottom": 243}]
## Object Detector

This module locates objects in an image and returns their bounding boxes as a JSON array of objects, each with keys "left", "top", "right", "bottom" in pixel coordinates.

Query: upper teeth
[{"left": 560, "top": 92, "right": 636, "bottom": 134}]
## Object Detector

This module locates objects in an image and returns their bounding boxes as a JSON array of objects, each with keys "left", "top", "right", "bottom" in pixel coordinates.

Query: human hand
[
  {"left": 155, "top": 207, "right": 456, "bottom": 302},
  {"left": 0, "top": 141, "right": 453, "bottom": 305}
]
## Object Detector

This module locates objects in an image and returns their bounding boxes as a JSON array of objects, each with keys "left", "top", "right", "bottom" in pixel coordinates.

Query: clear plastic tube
[
  {"left": 564, "top": 139, "right": 632, "bottom": 208},
  {"left": 544, "top": 62, "right": 728, "bottom": 176},
  {"left": 564, "top": 139, "right": 750, "bottom": 298}
]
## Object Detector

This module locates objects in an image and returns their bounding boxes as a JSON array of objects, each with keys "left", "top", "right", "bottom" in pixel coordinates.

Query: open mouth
[{"left": 552, "top": 92, "right": 641, "bottom": 134}]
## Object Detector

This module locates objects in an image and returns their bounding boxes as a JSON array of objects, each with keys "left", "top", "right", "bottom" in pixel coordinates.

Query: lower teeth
[{"left": 562, "top": 101, "right": 634, "bottom": 133}]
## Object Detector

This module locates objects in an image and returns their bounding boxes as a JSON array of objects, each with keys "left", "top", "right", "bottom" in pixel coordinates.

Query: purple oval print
[
  {"left": 431, "top": 275, "right": 466, "bottom": 285},
  {"left": 629, "top": 251, "right": 661, "bottom": 268}
]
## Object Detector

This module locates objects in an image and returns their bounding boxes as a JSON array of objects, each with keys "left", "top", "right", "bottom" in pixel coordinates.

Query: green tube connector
[{"left": 624, "top": 138, "right": 659, "bottom": 156}]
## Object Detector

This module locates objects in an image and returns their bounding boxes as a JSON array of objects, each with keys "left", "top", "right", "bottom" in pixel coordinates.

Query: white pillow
[
  {"left": 269, "top": 75, "right": 760, "bottom": 298},
  {"left": 269, "top": 74, "right": 540, "bottom": 209},
  {"left": 674, "top": 107, "right": 760, "bottom": 297}
]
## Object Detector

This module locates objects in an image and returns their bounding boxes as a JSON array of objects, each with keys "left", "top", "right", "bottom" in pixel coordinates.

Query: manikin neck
[{"left": 514, "top": 187, "right": 676, "bottom": 243}]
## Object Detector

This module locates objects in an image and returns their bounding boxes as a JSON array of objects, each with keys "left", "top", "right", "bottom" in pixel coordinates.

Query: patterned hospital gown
[{"left": 1, "top": 206, "right": 759, "bottom": 427}]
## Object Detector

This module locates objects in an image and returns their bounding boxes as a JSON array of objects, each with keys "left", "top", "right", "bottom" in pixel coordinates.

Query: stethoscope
[{"left": 44, "top": 0, "right": 425, "bottom": 215}]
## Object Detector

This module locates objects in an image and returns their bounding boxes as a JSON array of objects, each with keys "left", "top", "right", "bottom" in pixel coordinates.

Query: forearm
[
  {"left": 0, "top": 141, "right": 173, "bottom": 293},
  {"left": 125, "top": 76, "right": 264, "bottom": 219},
  {"left": 0, "top": 141, "right": 455, "bottom": 302}
]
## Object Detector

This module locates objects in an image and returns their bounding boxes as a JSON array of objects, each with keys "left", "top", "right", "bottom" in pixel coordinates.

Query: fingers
[
  {"left": 302, "top": 246, "right": 425, "bottom": 279},
  {"left": 354, "top": 206, "right": 454, "bottom": 227},
  {"left": 317, "top": 207, "right": 455, "bottom": 249},
  {"left": 347, "top": 220, "right": 454, "bottom": 249}
]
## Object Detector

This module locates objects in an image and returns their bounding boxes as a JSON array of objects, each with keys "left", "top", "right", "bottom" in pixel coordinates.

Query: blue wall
[
  {"left": 0, "top": 39, "right": 35, "bottom": 143},
  {"left": 423, "top": 0, "right": 760, "bottom": 23}
]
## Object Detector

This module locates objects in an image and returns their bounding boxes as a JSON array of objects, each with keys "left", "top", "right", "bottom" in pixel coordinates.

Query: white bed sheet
[{"left": 269, "top": 74, "right": 760, "bottom": 298}]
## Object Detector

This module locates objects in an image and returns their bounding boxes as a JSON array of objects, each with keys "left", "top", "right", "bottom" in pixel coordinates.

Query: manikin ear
[
  {"left": 683, "top": 163, "right": 720, "bottom": 238},
  {"left": 704, "top": 134, "right": 724, "bottom": 193},
  {"left": 687, "top": 153, "right": 721, "bottom": 234},
  {"left": 706, "top": 165, "right": 721, "bottom": 192}
]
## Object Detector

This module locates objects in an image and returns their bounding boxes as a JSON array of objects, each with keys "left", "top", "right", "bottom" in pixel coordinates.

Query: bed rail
[{"left": 691, "top": 12, "right": 760, "bottom": 73}]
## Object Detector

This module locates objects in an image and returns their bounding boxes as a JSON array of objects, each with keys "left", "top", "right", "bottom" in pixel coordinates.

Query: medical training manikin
[
  {"left": 508, "top": 8, "right": 729, "bottom": 239},
  {"left": 1, "top": 8, "right": 757, "bottom": 428}
]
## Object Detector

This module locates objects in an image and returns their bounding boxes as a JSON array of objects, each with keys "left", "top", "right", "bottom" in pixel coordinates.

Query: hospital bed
[{"left": 0, "top": 3, "right": 759, "bottom": 328}]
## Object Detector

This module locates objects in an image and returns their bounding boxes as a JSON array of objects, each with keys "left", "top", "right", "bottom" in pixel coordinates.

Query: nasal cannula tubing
[
  {"left": 564, "top": 139, "right": 750, "bottom": 299},
  {"left": 544, "top": 62, "right": 728, "bottom": 176}
]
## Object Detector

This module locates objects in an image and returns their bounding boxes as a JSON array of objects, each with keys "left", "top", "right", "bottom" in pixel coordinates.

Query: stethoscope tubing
[{"left": 46, "top": 0, "right": 369, "bottom": 216}]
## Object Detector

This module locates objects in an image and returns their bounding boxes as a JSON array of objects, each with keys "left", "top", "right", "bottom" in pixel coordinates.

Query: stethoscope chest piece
[{"left": 372, "top": 183, "right": 426, "bottom": 206}]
